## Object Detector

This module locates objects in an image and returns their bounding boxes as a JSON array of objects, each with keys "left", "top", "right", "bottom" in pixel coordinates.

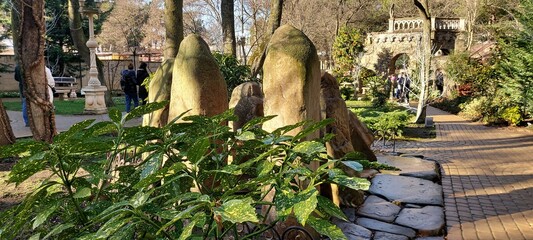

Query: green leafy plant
[
  {"left": 0, "top": 102, "right": 372, "bottom": 239},
  {"left": 213, "top": 52, "right": 257, "bottom": 96},
  {"left": 366, "top": 76, "right": 389, "bottom": 107}
]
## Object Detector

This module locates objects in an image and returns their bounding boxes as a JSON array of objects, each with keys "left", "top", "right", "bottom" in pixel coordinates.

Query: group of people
[
  {"left": 121, "top": 62, "right": 149, "bottom": 113},
  {"left": 389, "top": 73, "right": 411, "bottom": 103},
  {"left": 14, "top": 65, "right": 55, "bottom": 127}
]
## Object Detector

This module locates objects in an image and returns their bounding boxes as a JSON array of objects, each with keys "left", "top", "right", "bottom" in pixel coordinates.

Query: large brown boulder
[
  {"left": 169, "top": 34, "right": 228, "bottom": 121},
  {"left": 320, "top": 72, "right": 354, "bottom": 158},
  {"left": 348, "top": 110, "right": 377, "bottom": 161},
  {"left": 262, "top": 24, "right": 321, "bottom": 140},
  {"left": 228, "top": 82, "right": 264, "bottom": 130}
]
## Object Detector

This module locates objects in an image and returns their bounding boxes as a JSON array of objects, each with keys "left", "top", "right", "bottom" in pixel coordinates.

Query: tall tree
[
  {"left": 0, "top": 2, "right": 15, "bottom": 145},
  {"left": 144, "top": 0, "right": 183, "bottom": 128},
  {"left": 67, "top": 0, "right": 113, "bottom": 107},
  {"left": 413, "top": 0, "right": 431, "bottom": 124},
  {"left": 221, "top": 0, "right": 236, "bottom": 56},
  {"left": 15, "top": 0, "right": 56, "bottom": 142},
  {"left": 250, "top": 0, "right": 282, "bottom": 78},
  {"left": 164, "top": 0, "right": 184, "bottom": 59}
]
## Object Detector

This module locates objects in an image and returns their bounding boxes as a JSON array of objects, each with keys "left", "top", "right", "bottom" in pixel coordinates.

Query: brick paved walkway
[{"left": 379, "top": 106, "right": 533, "bottom": 240}]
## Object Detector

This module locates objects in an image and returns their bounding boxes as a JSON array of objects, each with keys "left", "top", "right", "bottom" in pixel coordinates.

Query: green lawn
[{"left": 2, "top": 97, "right": 127, "bottom": 115}]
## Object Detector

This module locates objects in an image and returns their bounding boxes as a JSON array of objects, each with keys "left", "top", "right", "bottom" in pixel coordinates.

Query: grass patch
[
  {"left": 2, "top": 97, "right": 127, "bottom": 115},
  {"left": 349, "top": 100, "right": 436, "bottom": 140}
]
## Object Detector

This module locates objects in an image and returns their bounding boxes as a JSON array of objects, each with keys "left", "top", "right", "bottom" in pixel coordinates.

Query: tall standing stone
[
  {"left": 260, "top": 25, "right": 322, "bottom": 238},
  {"left": 169, "top": 34, "right": 228, "bottom": 121},
  {"left": 320, "top": 72, "right": 355, "bottom": 158},
  {"left": 262, "top": 24, "right": 321, "bottom": 140},
  {"left": 143, "top": 59, "right": 174, "bottom": 127}
]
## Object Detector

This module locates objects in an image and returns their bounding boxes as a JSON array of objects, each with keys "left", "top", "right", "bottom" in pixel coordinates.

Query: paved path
[
  {"left": 7, "top": 110, "right": 141, "bottom": 138},
  {"left": 379, "top": 106, "right": 533, "bottom": 240}
]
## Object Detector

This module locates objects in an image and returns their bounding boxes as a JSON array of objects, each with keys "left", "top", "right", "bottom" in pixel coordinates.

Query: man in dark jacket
[
  {"left": 136, "top": 62, "right": 149, "bottom": 105},
  {"left": 121, "top": 63, "right": 138, "bottom": 112}
]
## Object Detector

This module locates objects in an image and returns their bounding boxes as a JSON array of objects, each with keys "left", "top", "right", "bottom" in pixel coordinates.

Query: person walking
[
  {"left": 121, "top": 63, "right": 139, "bottom": 112},
  {"left": 136, "top": 62, "right": 149, "bottom": 105}
]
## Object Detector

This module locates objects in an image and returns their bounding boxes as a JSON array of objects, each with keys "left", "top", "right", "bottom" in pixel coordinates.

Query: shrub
[
  {"left": 459, "top": 96, "right": 490, "bottom": 121},
  {"left": 213, "top": 52, "right": 257, "bottom": 96},
  {"left": 0, "top": 103, "right": 377, "bottom": 239},
  {"left": 501, "top": 106, "right": 523, "bottom": 126},
  {"left": 366, "top": 76, "right": 389, "bottom": 107}
]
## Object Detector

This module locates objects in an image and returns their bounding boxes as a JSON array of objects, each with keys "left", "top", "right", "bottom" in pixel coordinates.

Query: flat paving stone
[
  {"left": 373, "top": 231, "right": 409, "bottom": 240},
  {"left": 332, "top": 218, "right": 372, "bottom": 240},
  {"left": 395, "top": 206, "right": 445, "bottom": 236},
  {"left": 378, "top": 155, "right": 439, "bottom": 181},
  {"left": 369, "top": 174, "right": 443, "bottom": 206},
  {"left": 356, "top": 195, "right": 401, "bottom": 222},
  {"left": 341, "top": 207, "right": 357, "bottom": 222},
  {"left": 355, "top": 217, "right": 416, "bottom": 238}
]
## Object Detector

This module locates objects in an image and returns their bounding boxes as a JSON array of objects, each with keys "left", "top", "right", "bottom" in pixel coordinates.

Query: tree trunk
[
  {"left": 221, "top": 0, "right": 236, "bottom": 57},
  {"left": 16, "top": 0, "right": 56, "bottom": 143},
  {"left": 68, "top": 0, "right": 113, "bottom": 107},
  {"left": 414, "top": 0, "right": 431, "bottom": 124},
  {"left": 0, "top": 99, "right": 16, "bottom": 146},
  {"left": 163, "top": 0, "right": 183, "bottom": 60},
  {"left": 251, "top": 0, "right": 283, "bottom": 78}
]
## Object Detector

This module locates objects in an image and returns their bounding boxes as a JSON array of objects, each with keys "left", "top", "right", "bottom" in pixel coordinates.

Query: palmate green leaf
[
  {"left": 158, "top": 205, "right": 203, "bottom": 235},
  {"left": 108, "top": 108, "right": 122, "bottom": 124},
  {"left": 258, "top": 158, "right": 276, "bottom": 177},
  {"left": 316, "top": 196, "right": 348, "bottom": 221},
  {"left": 306, "top": 216, "right": 347, "bottom": 240},
  {"left": 124, "top": 101, "right": 168, "bottom": 122},
  {"left": 140, "top": 152, "right": 163, "bottom": 180},
  {"left": 272, "top": 121, "right": 307, "bottom": 136},
  {"left": 330, "top": 175, "right": 370, "bottom": 191},
  {"left": 0, "top": 140, "right": 47, "bottom": 158},
  {"left": 242, "top": 115, "right": 276, "bottom": 131},
  {"left": 73, "top": 187, "right": 91, "bottom": 199},
  {"left": 134, "top": 162, "right": 187, "bottom": 190},
  {"left": 29, "top": 233, "right": 40, "bottom": 240},
  {"left": 214, "top": 198, "right": 259, "bottom": 224},
  {"left": 95, "top": 214, "right": 132, "bottom": 239},
  {"left": 85, "top": 121, "right": 117, "bottom": 136},
  {"left": 8, "top": 151, "right": 48, "bottom": 185},
  {"left": 109, "top": 223, "right": 136, "bottom": 240},
  {"left": 293, "top": 141, "right": 326, "bottom": 156},
  {"left": 293, "top": 118, "right": 334, "bottom": 141},
  {"left": 54, "top": 119, "right": 96, "bottom": 143},
  {"left": 293, "top": 189, "right": 318, "bottom": 226},
  {"left": 187, "top": 138, "right": 210, "bottom": 164},
  {"left": 42, "top": 223, "right": 75, "bottom": 240},
  {"left": 341, "top": 161, "right": 363, "bottom": 172},
  {"left": 178, "top": 212, "right": 204, "bottom": 240},
  {"left": 276, "top": 187, "right": 318, "bottom": 220},
  {"left": 236, "top": 131, "right": 256, "bottom": 141},
  {"left": 33, "top": 204, "right": 59, "bottom": 230},
  {"left": 130, "top": 190, "right": 153, "bottom": 208}
]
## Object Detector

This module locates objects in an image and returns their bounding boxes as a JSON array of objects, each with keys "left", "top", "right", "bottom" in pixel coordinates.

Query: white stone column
[{"left": 82, "top": 11, "right": 107, "bottom": 114}]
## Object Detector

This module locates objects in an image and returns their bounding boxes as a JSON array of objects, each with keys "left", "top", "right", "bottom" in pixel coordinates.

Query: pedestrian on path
[
  {"left": 136, "top": 62, "right": 149, "bottom": 105},
  {"left": 121, "top": 63, "right": 139, "bottom": 113}
]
